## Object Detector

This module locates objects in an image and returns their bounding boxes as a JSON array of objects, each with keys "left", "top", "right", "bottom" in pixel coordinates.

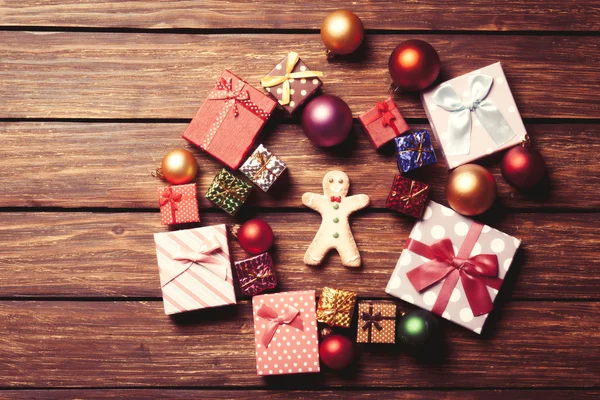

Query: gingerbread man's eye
[
  {"left": 338, "top": 179, "right": 343, "bottom": 184},
  {"left": 328, "top": 178, "right": 334, "bottom": 183}
]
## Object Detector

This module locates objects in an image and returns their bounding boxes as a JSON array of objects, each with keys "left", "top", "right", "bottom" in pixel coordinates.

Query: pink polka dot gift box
[
  {"left": 421, "top": 62, "right": 527, "bottom": 169},
  {"left": 154, "top": 224, "right": 236, "bottom": 315},
  {"left": 385, "top": 201, "right": 521, "bottom": 334},
  {"left": 157, "top": 183, "right": 199, "bottom": 226},
  {"left": 252, "top": 290, "right": 320, "bottom": 376}
]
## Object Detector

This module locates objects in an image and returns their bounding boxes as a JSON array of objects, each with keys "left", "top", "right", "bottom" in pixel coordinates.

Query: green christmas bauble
[{"left": 397, "top": 310, "right": 438, "bottom": 347}]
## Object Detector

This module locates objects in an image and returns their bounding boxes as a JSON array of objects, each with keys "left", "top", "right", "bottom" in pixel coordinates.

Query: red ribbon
[
  {"left": 362, "top": 100, "right": 401, "bottom": 136},
  {"left": 330, "top": 196, "right": 342, "bottom": 203},
  {"left": 256, "top": 304, "right": 304, "bottom": 348},
  {"left": 405, "top": 222, "right": 502, "bottom": 317},
  {"left": 159, "top": 187, "right": 183, "bottom": 224},
  {"left": 201, "top": 75, "right": 271, "bottom": 150}
]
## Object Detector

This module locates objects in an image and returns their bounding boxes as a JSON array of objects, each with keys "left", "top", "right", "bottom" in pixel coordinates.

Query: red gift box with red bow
[
  {"left": 157, "top": 183, "right": 199, "bottom": 225},
  {"left": 358, "top": 98, "right": 410, "bottom": 150},
  {"left": 182, "top": 70, "right": 278, "bottom": 170}
]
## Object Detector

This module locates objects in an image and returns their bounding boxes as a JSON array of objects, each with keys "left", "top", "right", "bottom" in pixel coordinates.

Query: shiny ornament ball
[
  {"left": 320, "top": 10, "right": 364, "bottom": 55},
  {"left": 302, "top": 95, "right": 353, "bottom": 147},
  {"left": 319, "top": 334, "right": 354, "bottom": 370},
  {"left": 501, "top": 146, "right": 546, "bottom": 189},
  {"left": 388, "top": 39, "right": 440, "bottom": 91},
  {"left": 160, "top": 148, "right": 198, "bottom": 185},
  {"left": 446, "top": 164, "right": 496, "bottom": 216},
  {"left": 398, "top": 310, "right": 439, "bottom": 348},
  {"left": 237, "top": 219, "right": 274, "bottom": 255}
]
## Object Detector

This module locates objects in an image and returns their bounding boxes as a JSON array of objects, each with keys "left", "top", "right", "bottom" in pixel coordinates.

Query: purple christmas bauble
[{"left": 301, "top": 95, "right": 353, "bottom": 147}]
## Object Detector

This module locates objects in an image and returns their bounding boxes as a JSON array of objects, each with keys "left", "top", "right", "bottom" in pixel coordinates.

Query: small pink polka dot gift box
[
  {"left": 385, "top": 201, "right": 521, "bottom": 334},
  {"left": 421, "top": 62, "right": 527, "bottom": 169},
  {"left": 157, "top": 184, "right": 199, "bottom": 226},
  {"left": 252, "top": 290, "right": 320, "bottom": 376}
]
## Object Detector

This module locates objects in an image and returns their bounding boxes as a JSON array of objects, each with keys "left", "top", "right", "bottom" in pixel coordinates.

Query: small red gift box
[
  {"left": 358, "top": 98, "right": 410, "bottom": 150},
  {"left": 157, "top": 184, "right": 199, "bottom": 225},
  {"left": 385, "top": 175, "right": 429, "bottom": 218},
  {"left": 182, "top": 70, "right": 278, "bottom": 170}
]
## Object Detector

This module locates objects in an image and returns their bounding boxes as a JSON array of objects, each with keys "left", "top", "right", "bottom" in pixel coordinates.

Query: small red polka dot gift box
[
  {"left": 385, "top": 201, "right": 521, "bottom": 334},
  {"left": 157, "top": 184, "right": 199, "bottom": 225},
  {"left": 182, "top": 70, "right": 278, "bottom": 170},
  {"left": 153, "top": 224, "right": 236, "bottom": 315},
  {"left": 356, "top": 301, "right": 397, "bottom": 344},
  {"left": 233, "top": 252, "right": 277, "bottom": 296},
  {"left": 260, "top": 52, "right": 323, "bottom": 115},
  {"left": 358, "top": 98, "right": 410, "bottom": 150},
  {"left": 421, "top": 62, "right": 527, "bottom": 169},
  {"left": 385, "top": 175, "right": 430, "bottom": 218},
  {"left": 252, "top": 290, "right": 320, "bottom": 376}
]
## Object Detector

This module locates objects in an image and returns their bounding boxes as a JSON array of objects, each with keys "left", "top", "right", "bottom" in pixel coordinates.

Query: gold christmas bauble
[
  {"left": 320, "top": 10, "right": 364, "bottom": 55},
  {"left": 161, "top": 148, "right": 198, "bottom": 185},
  {"left": 446, "top": 164, "right": 496, "bottom": 216}
]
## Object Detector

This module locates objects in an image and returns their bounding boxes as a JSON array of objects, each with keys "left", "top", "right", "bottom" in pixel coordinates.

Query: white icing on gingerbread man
[{"left": 302, "top": 170, "right": 370, "bottom": 267}]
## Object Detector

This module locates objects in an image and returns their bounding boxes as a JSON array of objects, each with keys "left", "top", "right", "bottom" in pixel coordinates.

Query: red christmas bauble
[
  {"left": 319, "top": 334, "right": 354, "bottom": 370},
  {"left": 237, "top": 219, "right": 274, "bottom": 255},
  {"left": 388, "top": 39, "right": 440, "bottom": 91},
  {"left": 501, "top": 146, "right": 546, "bottom": 188}
]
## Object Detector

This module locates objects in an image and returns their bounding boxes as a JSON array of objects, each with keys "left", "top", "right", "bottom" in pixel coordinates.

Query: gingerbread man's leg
[
  {"left": 304, "top": 227, "right": 332, "bottom": 266},
  {"left": 335, "top": 232, "right": 361, "bottom": 268}
]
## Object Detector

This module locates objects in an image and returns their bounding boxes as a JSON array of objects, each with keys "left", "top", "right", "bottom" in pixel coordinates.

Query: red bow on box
[
  {"left": 256, "top": 304, "right": 304, "bottom": 348},
  {"left": 362, "top": 100, "right": 403, "bottom": 136},
  {"left": 405, "top": 222, "right": 503, "bottom": 317},
  {"left": 159, "top": 187, "right": 183, "bottom": 224},
  {"left": 330, "top": 196, "right": 342, "bottom": 203}
]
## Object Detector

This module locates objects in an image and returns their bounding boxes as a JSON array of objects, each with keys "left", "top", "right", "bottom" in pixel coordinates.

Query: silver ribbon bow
[{"left": 431, "top": 74, "right": 515, "bottom": 156}]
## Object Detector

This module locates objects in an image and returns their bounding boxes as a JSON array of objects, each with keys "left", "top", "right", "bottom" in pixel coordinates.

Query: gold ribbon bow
[
  {"left": 317, "top": 287, "right": 357, "bottom": 328},
  {"left": 252, "top": 151, "right": 276, "bottom": 181},
  {"left": 398, "top": 181, "right": 428, "bottom": 204},
  {"left": 397, "top": 132, "right": 434, "bottom": 167},
  {"left": 260, "top": 52, "right": 323, "bottom": 105}
]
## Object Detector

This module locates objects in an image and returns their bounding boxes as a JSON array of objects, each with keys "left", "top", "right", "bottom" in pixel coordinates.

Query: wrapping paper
[
  {"left": 421, "top": 62, "right": 526, "bottom": 169},
  {"left": 261, "top": 52, "right": 323, "bottom": 114},
  {"left": 157, "top": 184, "right": 199, "bottom": 225},
  {"left": 385, "top": 201, "right": 520, "bottom": 334},
  {"left": 234, "top": 252, "right": 277, "bottom": 296},
  {"left": 356, "top": 301, "right": 397, "bottom": 344},
  {"left": 154, "top": 224, "right": 235, "bottom": 315},
  {"left": 316, "top": 287, "right": 357, "bottom": 328},
  {"left": 182, "top": 70, "right": 277, "bottom": 170},
  {"left": 239, "top": 144, "right": 287, "bottom": 192},
  {"left": 385, "top": 175, "right": 430, "bottom": 218},
  {"left": 358, "top": 98, "right": 410, "bottom": 149},
  {"left": 253, "top": 290, "right": 320, "bottom": 376},
  {"left": 395, "top": 130, "right": 437, "bottom": 173},
  {"left": 205, "top": 168, "right": 252, "bottom": 216}
]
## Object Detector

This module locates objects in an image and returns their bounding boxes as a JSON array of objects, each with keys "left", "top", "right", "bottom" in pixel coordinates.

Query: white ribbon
[{"left": 431, "top": 74, "right": 516, "bottom": 156}]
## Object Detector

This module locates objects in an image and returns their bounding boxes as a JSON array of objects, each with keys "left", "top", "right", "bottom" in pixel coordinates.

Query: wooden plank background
[{"left": 1, "top": 1, "right": 599, "bottom": 398}]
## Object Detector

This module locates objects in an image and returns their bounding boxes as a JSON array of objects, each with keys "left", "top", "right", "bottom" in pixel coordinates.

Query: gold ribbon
[
  {"left": 241, "top": 269, "right": 273, "bottom": 288},
  {"left": 398, "top": 181, "right": 428, "bottom": 204},
  {"left": 252, "top": 151, "right": 276, "bottom": 181},
  {"left": 397, "top": 132, "right": 434, "bottom": 167},
  {"left": 214, "top": 180, "right": 246, "bottom": 206},
  {"left": 260, "top": 52, "right": 323, "bottom": 105}
]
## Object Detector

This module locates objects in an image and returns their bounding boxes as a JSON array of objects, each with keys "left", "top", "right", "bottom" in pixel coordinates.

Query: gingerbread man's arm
[
  {"left": 345, "top": 194, "right": 370, "bottom": 213},
  {"left": 302, "top": 192, "right": 326, "bottom": 212}
]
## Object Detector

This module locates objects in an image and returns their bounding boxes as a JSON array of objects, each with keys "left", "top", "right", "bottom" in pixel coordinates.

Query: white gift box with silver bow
[{"left": 421, "top": 62, "right": 527, "bottom": 169}]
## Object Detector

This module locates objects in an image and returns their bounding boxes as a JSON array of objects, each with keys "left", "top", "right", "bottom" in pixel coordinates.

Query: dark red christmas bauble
[
  {"left": 501, "top": 146, "right": 546, "bottom": 189},
  {"left": 302, "top": 95, "right": 353, "bottom": 147},
  {"left": 388, "top": 39, "right": 440, "bottom": 91},
  {"left": 237, "top": 219, "right": 274, "bottom": 255},
  {"left": 319, "top": 334, "right": 354, "bottom": 370}
]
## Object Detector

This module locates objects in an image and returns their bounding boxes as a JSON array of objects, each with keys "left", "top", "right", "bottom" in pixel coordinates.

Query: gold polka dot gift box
[
  {"left": 385, "top": 201, "right": 521, "bottom": 334},
  {"left": 421, "top": 62, "right": 527, "bottom": 170},
  {"left": 260, "top": 52, "right": 323, "bottom": 115}
]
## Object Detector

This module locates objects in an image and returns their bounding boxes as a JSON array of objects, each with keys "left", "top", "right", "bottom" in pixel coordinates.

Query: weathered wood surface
[
  {"left": 1, "top": 33, "right": 598, "bottom": 120},
  {"left": 0, "top": 301, "right": 598, "bottom": 388},
  {"left": 1, "top": 1, "right": 599, "bottom": 32},
  {"left": 0, "top": 212, "right": 597, "bottom": 299},
  {"left": 2, "top": 122, "right": 598, "bottom": 210},
  {"left": 1, "top": 390, "right": 598, "bottom": 400}
]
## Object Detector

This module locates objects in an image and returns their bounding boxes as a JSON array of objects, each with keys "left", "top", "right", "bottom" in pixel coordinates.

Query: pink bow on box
[
  {"left": 405, "top": 222, "right": 503, "bottom": 317},
  {"left": 257, "top": 303, "right": 304, "bottom": 348},
  {"left": 160, "top": 235, "right": 227, "bottom": 287}
]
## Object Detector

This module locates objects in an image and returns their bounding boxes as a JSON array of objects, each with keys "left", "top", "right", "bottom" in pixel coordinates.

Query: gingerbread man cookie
[{"left": 302, "top": 170, "right": 370, "bottom": 267}]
